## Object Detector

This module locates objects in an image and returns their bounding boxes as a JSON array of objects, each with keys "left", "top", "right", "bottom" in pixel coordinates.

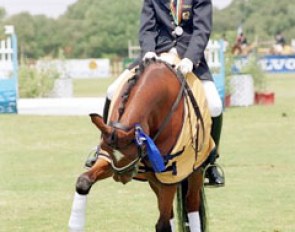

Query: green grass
[
  {"left": 208, "top": 74, "right": 295, "bottom": 232},
  {"left": 1, "top": 74, "right": 295, "bottom": 231}
]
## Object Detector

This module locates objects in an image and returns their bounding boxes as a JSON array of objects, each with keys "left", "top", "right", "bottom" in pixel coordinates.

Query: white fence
[
  {"left": 0, "top": 25, "right": 18, "bottom": 113},
  {"left": 205, "top": 40, "right": 224, "bottom": 70},
  {"left": 206, "top": 40, "right": 225, "bottom": 100},
  {"left": 0, "top": 26, "right": 15, "bottom": 79}
]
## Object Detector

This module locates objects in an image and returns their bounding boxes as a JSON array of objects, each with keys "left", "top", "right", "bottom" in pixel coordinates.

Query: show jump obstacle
[
  {"left": 0, "top": 25, "right": 18, "bottom": 114},
  {"left": 205, "top": 40, "right": 225, "bottom": 102}
]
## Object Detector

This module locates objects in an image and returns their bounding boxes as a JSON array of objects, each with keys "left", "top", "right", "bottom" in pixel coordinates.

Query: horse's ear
[{"left": 89, "top": 113, "right": 111, "bottom": 135}]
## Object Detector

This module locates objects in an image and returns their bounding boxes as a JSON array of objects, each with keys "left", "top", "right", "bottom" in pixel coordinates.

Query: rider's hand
[
  {"left": 177, "top": 58, "right": 194, "bottom": 75},
  {"left": 143, "top": 51, "right": 158, "bottom": 61}
]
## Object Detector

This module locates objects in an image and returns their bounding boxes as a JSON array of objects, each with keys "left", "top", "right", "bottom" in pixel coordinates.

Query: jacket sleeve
[
  {"left": 139, "top": 0, "right": 157, "bottom": 56},
  {"left": 184, "top": 0, "right": 212, "bottom": 64}
]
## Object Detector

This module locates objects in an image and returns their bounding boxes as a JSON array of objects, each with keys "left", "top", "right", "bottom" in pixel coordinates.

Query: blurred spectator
[
  {"left": 232, "top": 32, "right": 248, "bottom": 55},
  {"left": 275, "top": 31, "right": 286, "bottom": 47},
  {"left": 273, "top": 31, "right": 286, "bottom": 54},
  {"left": 236, "top": 32, "right": 248, "bottom": 49}
]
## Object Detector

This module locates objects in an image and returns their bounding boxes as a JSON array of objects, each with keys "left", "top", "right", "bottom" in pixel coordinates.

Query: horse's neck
[
  {"left": 122, "top": 71, "right": 167, "bottom": 129},
  {"left": 121, "top": 64, "right": 179, "bottom": 137}
]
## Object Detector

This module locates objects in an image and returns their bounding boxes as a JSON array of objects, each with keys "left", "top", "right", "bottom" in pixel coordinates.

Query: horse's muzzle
[{"left": 113, "top": 173, "right": 133, "bottom": 185}]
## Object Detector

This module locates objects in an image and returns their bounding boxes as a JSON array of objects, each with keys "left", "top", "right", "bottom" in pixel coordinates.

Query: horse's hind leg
[
  {"left": 186, "top": 169, "right": 204, "bottom": 232},
  {"left": 68, "top": 158, "right": 112, "bottom": 232}
]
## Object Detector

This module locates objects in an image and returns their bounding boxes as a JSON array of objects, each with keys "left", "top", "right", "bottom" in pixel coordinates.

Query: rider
[
  {"left": 236, "top": 32, "right": 248, "bottom": 49},
  {"left": 87, "top": 0, "right": 224, "bottom": 187}
]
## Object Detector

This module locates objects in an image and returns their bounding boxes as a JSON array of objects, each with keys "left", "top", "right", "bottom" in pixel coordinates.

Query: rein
[
  {"left": 178, "top": 70, "right": 206, "bottom": 152},
  {"left": 153, "top": 68, "right": 186, "bottom": 141}
]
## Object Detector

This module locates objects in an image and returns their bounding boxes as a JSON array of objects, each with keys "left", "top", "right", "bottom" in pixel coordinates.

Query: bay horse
[
  {"left": 68, "top": 57, "right": 213, "bottom": 232},
  {"left": 231, "top": 42, "right": 257, "bottom": 56}
]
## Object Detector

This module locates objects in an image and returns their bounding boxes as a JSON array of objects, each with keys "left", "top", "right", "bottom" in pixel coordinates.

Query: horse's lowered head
[{"left": 90, "top": 113, "right": 140, "bottom": 184}]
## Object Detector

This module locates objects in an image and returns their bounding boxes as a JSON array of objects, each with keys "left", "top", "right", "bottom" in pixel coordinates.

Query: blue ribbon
[{"left": 135, "top": 125, "right": 166, "bottom": 173}]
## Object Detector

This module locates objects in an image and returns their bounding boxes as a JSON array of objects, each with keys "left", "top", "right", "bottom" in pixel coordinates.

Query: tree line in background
[
  {"left": 212, "top": 0, "right": 295, "bottom": 45},
  {"left": 0, "top": 0, "right": 294, "bottom": 60}
]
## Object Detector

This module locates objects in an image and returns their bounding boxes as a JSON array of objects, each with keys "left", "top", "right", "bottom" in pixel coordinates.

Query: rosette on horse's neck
[{"left": 135, "top": 124, "right": 166, "bottom": 173}]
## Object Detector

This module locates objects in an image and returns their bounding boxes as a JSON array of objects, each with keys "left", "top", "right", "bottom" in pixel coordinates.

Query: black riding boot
[
  {"left": 84, "top": 98, "right": 111, "bottom": 168},
  {"left": 205, "top": 114, "right": 225, "bottom": 187}
]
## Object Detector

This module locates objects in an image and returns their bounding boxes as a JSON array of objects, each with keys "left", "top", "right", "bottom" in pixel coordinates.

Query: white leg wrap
[
  {"left": 202, "top": 80, "right": 223, "bottom": 117},
  {"left": 188, "top": 211, "right": 201, "bottom": 232},
  {"left": 169, "top": 218, "right": 176, "bottom": 232},
  {"left": 68, "top": 192, "right": 87, "bottom": 232},
  {"left": 107, "top": 69, "right": 132, "bottom": 100}
]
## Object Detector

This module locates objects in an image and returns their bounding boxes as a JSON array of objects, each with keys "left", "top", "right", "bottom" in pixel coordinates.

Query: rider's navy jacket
[{"left": 132, "top": 0, "right": 213, "bottom": 81}]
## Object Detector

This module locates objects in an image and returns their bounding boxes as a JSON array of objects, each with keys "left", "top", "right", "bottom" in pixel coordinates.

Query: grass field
[{"left": 0, "top": 74, "right": 295, "bottom": 232}]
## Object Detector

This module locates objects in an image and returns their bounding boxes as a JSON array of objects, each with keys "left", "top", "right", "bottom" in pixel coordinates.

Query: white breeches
[
  {"left": 201, "top": 80, "right": 223, "bottom": 117},
  {"left": 107, "top": 69, "right": 223, "bottom": 118}
]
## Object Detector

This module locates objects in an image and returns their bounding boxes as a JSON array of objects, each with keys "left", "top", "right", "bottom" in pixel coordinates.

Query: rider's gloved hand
[
  {"left": 143, "top": 51, "right": 158, "bottom": 61},
  {"left": 177, "top": 58, "right": 194, "bottom": 75}
]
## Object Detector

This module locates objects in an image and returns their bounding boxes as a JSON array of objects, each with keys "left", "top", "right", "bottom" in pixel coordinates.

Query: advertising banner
[
  {"left": 234, "top": 55, "right": 295, "bottom": 73},
  {"left": 37, "top": 59, "right": 111, "bottom": 79},
  {"left": 260, "top": 55, "right": 295, "bottom": 73}
]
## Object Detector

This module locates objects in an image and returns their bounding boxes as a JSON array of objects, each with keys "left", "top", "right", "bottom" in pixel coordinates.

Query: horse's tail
[{"left": 199, "top": 186, "right": 208, "bottom": 232}]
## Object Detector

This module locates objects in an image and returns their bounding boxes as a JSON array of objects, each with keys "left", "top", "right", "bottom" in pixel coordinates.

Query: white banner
[{"left": 37, "top": 59, "right": 111, "bottom": 79}]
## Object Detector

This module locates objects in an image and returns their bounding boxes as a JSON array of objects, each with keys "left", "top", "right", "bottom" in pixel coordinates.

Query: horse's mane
[{"left": 117, "top": 58, "right": 177, "bottom": 119}]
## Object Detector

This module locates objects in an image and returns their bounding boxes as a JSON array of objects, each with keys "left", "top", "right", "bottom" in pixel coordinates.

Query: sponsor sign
[
  {"left": 234, "top": 55, "right": 295, "bottom": 73},
  {"left": 66, "top": 59, "right": 110, "bottom": 78},
  {"left": 260, "top": 55, "right": 295, "bottom": 73}
]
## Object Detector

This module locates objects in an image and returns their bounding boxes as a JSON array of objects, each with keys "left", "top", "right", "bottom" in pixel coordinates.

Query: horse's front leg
[
  {"left": 156, "top": 184, "right": 177, "bottom": 232},
  {"left": 68, "top": 157, "right": 112, "bottom": 232}
]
